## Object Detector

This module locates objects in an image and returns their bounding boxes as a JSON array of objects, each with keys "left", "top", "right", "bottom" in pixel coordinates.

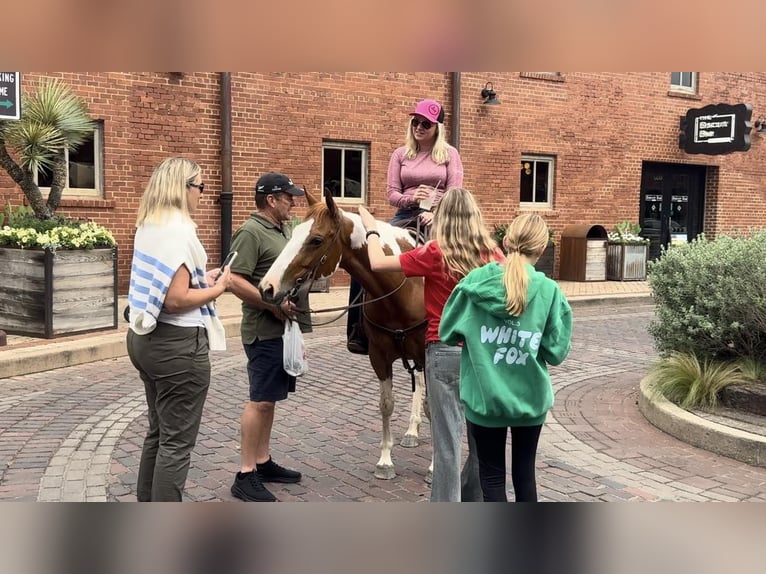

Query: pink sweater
[{"left": 386, "top": 145, "right": 464, "bottom": 210}]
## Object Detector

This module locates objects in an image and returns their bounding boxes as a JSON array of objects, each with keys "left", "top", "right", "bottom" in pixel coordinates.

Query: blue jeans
[{"left": 426, "top": 342, "right": 482, "bottom": 502}]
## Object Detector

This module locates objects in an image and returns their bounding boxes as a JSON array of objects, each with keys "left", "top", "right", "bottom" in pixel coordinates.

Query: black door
[{"left": 640, "top": 162, "right": 706, "bottom": 260}]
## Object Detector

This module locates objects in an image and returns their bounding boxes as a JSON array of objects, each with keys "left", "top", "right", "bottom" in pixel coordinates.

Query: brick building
[{"left": 2, "top": 72, "right": 765, "bottom": 293}]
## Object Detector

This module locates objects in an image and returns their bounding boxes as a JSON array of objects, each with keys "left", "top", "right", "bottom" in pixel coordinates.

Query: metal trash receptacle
[{"left": 558, "top": 224, "right": 607, "bottom": 281}]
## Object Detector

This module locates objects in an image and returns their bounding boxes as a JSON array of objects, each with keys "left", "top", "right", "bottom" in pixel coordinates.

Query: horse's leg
[
  {"left": 375, "top": 376, "right": 396, "bottom": 480},
  {"left": 400, "top": 370, "right": 425, "bottom": 448}
]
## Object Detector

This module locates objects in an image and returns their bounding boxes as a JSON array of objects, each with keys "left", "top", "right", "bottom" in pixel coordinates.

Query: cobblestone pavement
[{"left": 2, "top": 301, "right": 765, "bottom": 502}]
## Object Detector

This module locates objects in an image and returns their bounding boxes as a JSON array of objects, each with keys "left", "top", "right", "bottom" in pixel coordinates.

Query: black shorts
[{"left": 244, "top": 338, "right": 296, "bottom": 402}]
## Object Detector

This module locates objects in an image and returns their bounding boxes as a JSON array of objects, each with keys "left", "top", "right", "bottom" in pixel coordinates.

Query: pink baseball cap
[{"left": 409, "top": 99, "right": 444, "bottom": 124}]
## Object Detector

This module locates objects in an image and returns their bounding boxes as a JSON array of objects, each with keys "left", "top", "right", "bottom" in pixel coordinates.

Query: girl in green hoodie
[{"left": 440, "top": 213, "right": 572, "bottom": 501}]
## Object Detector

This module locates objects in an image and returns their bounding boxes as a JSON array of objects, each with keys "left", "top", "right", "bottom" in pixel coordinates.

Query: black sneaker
[
  {"left": 231, "top": 470, "right": 277, "bottom": 502},
  {"left": 256, "top": 457, "right": 302, "bottom": 483}
]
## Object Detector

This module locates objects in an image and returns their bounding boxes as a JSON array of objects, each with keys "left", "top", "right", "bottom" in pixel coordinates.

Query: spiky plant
[
  {"left": 736, "top": 357, "right": 766, "bottom": 386},
  {"left": 647, "top": 351, "right": 750, "bottom": 409},
  {"left": 0, "top": 79, "right": 94, "bottom": 219}
]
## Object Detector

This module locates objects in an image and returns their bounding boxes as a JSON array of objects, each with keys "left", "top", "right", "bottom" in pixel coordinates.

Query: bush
[
  {"left": 648, "top": 230, "right": 766, "bottom": 363},
  {"left": 0, "top": 202, "right": 115, "bottom": 250}
]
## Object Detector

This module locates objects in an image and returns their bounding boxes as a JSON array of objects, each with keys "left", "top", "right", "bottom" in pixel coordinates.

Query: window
[
  {"left": 520, "top": 155, "right": 554, "bottom": 208},
  {"left": 670, "top": 72, "right": 697, "bottom": 94},
  {"left": 322, "top": 142, "right": 368, "bottom": 202},
  {"left": 36, "top": 121, "right": 103, "bottom": 198}
]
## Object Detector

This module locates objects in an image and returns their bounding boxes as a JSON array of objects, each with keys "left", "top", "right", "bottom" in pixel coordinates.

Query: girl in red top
[{"left": 359, "top": 187, "right": 503, "bottom": 501}]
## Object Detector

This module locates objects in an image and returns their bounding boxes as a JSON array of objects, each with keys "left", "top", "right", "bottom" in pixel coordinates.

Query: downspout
[
  {"left": 450, "top": 72, "right": 461, "bottom": 151},
  {"left": 220, "top": 72, "right": 233, "bottom": 262}
]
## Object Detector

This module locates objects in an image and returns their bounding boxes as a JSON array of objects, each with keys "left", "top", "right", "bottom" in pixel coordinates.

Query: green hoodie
[{"left": 440, "top": 262, "right": 572, "bottom": 428}]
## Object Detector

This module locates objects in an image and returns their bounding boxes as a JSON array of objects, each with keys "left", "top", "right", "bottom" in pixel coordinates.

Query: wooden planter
[
  {"left": 606, "top": 243, "right": 648, "bottom": 281},
  {"left": 534, "top": 243, "right": 556, "bottom": 277},
  {"left": 0, "top": 247, "right": 118, "bottom": 338}
]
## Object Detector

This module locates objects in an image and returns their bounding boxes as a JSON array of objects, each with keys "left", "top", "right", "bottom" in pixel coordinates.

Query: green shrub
[{"left": 648, "top": 230, "right": 766, "bottom": 363}]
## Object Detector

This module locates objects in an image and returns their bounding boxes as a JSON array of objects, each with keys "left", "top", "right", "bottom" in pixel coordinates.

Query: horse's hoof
[
  {"left": 400, "top": 435, "right": 419, "bottom": 448},
  {"left": 375, "top": 465, "right": 396, "bottom": 480},
  {"left": 424, "top": 470, "right": 433, "bottom": 485}
]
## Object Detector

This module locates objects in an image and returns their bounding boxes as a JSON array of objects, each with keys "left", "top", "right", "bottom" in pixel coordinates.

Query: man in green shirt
[{"left": 228, "top": 172, "right": 311, "bottom": 502}]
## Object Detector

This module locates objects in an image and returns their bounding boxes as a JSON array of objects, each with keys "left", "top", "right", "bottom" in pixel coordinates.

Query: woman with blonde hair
[
  {"left": 347, "top": 98, "right": 463, "bottom": 354},
  {"left": 440, "top": 213, "right": 572, "bottom": 502},
  {"left": 126, "top": 157, "right": 232, "bottom": 502},
  {"left": 358, "top": 187, "right": 503, "bottom": 502}
]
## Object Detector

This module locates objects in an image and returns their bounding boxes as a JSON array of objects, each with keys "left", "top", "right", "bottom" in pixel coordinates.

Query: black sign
[
  {"left": 0, "top": 72, "right": 20, "bottom": 120},
  {"left": 679, "top": 103, "right": 752, "bottom": 155}
]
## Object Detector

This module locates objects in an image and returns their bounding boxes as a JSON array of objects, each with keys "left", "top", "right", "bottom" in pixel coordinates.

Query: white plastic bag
[{"left": 282, "top": 320, "right": 308, "bottom": 377}]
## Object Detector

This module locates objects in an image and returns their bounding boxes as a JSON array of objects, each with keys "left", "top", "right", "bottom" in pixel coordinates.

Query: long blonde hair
[
  {"left": 433, "top": 187, "right": 497, "bottom": 279},
  {"left": 403, "top": 118, "right": 451, "bottom": 164},
  {"left": 135, "top": 157, "right": 200, "bottom": 226},
  {"left": 502, "top": 213, "right": 549, "bottom": 316}
]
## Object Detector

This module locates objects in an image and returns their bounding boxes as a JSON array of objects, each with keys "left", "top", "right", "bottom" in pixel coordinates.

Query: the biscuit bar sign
[
  {"left": 0, "top": 72, "right": 20, "bottom": 121},
  {"left": 679, "top": 103, "right": 752, "bottom": 155}
]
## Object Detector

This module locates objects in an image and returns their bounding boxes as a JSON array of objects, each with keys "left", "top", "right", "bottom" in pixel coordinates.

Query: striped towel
[{"left": 127, "top": 212, "right": 226, "bottom": 350}]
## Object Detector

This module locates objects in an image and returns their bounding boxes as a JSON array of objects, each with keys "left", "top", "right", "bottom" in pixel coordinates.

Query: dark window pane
[
  {"left": 520, "top": 163, "right": 533, "bottom": 202},
  {"left": 323, "top": 148, "right": 342, "bottom": 196},
  {"left": 69, "top": 138, "right": 95, "bottom": 188},
  {"left": 671, "top": 72, "right": 680, "bottom": 85},
  {"left": 535, "top": 161, "right": 549, "bottom": 203},
  {"left": 343, "top": 149, "right": 363, "bottom": 198},
  {"left": 38, "top": 167, "right": 53, "bottom": 187}
]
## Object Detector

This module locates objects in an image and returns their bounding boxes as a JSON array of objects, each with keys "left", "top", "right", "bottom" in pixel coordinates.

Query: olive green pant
[{"left": 127, "top": 323, "right": 211, "bottom": 502}]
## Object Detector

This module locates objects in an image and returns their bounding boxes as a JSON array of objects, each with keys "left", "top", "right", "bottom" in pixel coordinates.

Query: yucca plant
[
  {"left": 647, "top": 351, "right": 751, "bottom": 409},
  {"left": 0, "top": 79, "right": 95, "bottom": 219}
]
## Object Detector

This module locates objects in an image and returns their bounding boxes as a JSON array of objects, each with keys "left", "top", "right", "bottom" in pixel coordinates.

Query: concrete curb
[
  {"left": 568, "top": 294, "right": 654, "bottom": 308},
  {"left": 638, "top": 377, "right": 766, "bottom": 467}
]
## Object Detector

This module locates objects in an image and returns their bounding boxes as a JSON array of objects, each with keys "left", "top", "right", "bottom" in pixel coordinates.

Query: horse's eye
[{"left": 308, "top": 236, "right": 323, "bottom": 246}]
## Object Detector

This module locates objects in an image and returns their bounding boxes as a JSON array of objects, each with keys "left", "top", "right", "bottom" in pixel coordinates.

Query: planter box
[
  {"left": 534, "top": 244, "right": 555, "bottom": 277},
  {"left": 606, "top": 243, "right": 648, "bottom": 281},
  {"left": 0, "top": 247, "right": 117, "bottom": 338}
]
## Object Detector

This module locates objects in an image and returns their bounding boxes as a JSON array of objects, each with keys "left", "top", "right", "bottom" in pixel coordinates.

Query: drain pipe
[
  {"left": 220, "top": 72, "right": 233, "bottom": 262},
  {"left": 450, "top": 72, "right": 461, "bottom": 151}
]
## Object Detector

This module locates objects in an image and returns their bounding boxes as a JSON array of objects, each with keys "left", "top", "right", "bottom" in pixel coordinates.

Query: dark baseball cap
[{"left": 255, "top": 172, "right": 305, "bottom": 196}]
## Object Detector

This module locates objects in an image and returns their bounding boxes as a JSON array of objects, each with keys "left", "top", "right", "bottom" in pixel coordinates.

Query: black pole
[
  {"left": 451, "top": 72, "right": 461, "bottom": 151},
  {"left": 220, "top": 72, "right": 233, "bottom": 261}
]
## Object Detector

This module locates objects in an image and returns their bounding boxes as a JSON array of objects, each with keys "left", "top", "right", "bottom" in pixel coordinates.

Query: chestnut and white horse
[{"left": 260, "top": 190, "right": 429, "bottom": 480}]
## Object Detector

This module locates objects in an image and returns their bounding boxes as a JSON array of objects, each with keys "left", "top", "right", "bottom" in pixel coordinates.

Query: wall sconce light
[
  {"left": 755, "top": 117, "right": 766, "bottom": 133},
  {"left": 481, "top": 82, "right": 501, "bottom": 105}
]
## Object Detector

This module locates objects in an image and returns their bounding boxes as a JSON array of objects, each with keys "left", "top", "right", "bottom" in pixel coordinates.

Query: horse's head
[{"left": 260, "top": 189, "right": 350, "bottom": 302}]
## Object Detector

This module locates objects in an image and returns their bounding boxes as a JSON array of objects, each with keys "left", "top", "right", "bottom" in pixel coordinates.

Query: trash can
[{"left": 558, "top": 224, "right": 608, "bottom": 281}]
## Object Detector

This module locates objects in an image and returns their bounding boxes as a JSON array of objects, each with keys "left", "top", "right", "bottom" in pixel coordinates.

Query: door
[{"left": 640, "top": 163, "right": 706, "bottom": 260}]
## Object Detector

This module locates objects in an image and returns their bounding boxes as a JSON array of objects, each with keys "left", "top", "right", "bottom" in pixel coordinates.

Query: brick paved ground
[{"left": 1, "top": 301, "right": 765, "bottom": 502}]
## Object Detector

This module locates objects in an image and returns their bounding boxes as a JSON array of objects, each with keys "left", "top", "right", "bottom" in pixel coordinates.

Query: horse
[{"left": 259, "top": 189, "right": 429, "bottom": 480}]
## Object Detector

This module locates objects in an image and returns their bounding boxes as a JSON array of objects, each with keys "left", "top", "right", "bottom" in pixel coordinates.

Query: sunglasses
[
  {"left": 187, "top": 182, "right": 205, "bottom": 193},
  {"left": 411, "top": 117, "right": 434, "bottom": 130}
]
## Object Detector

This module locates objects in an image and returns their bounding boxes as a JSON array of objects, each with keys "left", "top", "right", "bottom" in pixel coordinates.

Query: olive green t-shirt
[{"left": 229, "top": 212, "right": 311, "bottom": 344}]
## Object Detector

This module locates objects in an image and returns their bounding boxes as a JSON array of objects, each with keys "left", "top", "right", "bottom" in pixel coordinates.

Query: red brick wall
[{"left": 2, "top": 72, "right": 765, "bottom": 292}]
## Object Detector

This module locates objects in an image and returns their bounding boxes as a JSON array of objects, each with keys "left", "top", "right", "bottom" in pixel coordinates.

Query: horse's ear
[
  {"left": 305, "top": 188, "right": 320, "bottom": 207},
  {"left": 324, "top": 187, "right": 339, "bottom": 218}
]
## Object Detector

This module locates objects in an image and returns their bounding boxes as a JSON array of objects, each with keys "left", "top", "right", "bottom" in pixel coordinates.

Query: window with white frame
[
  {"left": 36, "top": 121, "right": 103, "bottom": 198},
  {"left": 670, "top": 72, "right": 697, "bottom": 94},
  {"left": 322, "top": 142, "right": 368, "bottom": 202},
  {"left": 520, "top": 155, "right": 554, "bottom": 208}
]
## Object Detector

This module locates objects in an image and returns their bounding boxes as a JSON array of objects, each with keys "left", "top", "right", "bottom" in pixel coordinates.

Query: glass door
[{"left": 640, "top": 163, "right": 705, "bottom": 260}]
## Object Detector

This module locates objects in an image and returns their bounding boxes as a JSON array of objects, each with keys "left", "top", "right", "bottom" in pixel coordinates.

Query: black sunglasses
[
  {"left": 187, "top": 182, "right": 205, "bottom": 193},
  {"left": 411, "top": 117, "right": 434, "bottom": 130}
]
